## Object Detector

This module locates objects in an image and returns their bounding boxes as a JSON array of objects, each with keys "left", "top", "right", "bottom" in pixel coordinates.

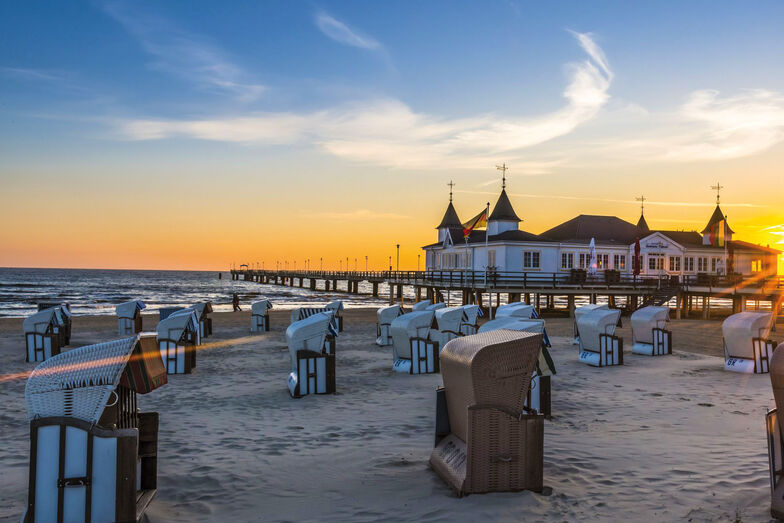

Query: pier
[{"left": 229, "top": 269, "right": 784, "bottom": 319}]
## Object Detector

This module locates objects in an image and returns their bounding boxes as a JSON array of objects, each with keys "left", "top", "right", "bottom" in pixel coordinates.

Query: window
[
  {"left": 648, "top": 256, "right": 664, "bottom": 271},
  {"left": 669, "top": 256, "right": 681, "bottom": 272},
  {"left": 561, "top": 252, "right": 574, "bottom": 269},
  {"left": 751, "top": 259, "right": 763, "bottom": 272},
  {"left": 684, "top": 257, "right": 694, "bottom": 272},
  {"left": 697, "top": 257, "right": 708, "bottom": 272},
  {"left": 711, "top": 258, "right": 718, "bottom": 273},
  {"left": 595, "top": 253, "right": 609, "bottom": 269},
  {"left": 523, "top": 251, "right": 540, "bottom": 269},
  {"left": 648, "top": 257, "right": 657, "bottom": 271},
  {"left": 579, "top": 253, "right": 590, "bottom": 269},
  {"left": 487, "top": 250, "right": 496, "bottom": 268},
  {"left": 614, "top": 254, "right": 626, "bottom": 270}
]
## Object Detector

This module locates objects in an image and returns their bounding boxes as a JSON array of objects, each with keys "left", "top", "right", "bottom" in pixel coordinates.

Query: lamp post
[
  {"left": 354, "top": 258, "right": 357, "bottom": 271},
  {"left": 417, "top": 254, "right": 420, "bottom": 271},
  {"left": 396, "top": 244, "right": 400, "bottom": 272},
  {"left": 320, "top": 257, "right": 323, "bottom": 271},
  {"left": 388, "top": 256, "right": 392, "bottom": 271},
  {"left": 340, "top": 259, "right": 342, "bottom": 271},
  {"left": 365, "top": 255, "right": 368, "bottom": 272}
]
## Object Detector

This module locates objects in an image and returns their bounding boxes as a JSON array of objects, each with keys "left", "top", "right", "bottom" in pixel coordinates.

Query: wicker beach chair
[
  {"left": 22, "top": 334, "right": 167, "bottom": 523},
  {"left": 495, "top": 302, "right": 535, "bottom": 319},
  {"left": 390, "top": 310, "right": 438, "bottom": 374},
  {"left": 251, "top": 299, "right": 273, "bottom": 333},
  {"left": 431, "top": 307, "right": 466, "bottom": 349},
  {"left": 723, "top": 312, "right": 777, "bottom": 373},
  {"left": 430, "top": 330, "right": 544, "bottom": 496},
  {"left": 376, "top": 305, "right": 403, "bottom": 346},
  {"left": 286, "top": 311, "right": 336, "bottom": 397},
  {"left": 37, "top": 301, "right": 71, "bottom": 345},
  {"left": 190, "top": 301, "right": 214, "bottom": 339},
  {"left": 290, "top": 306, "right": 339, "bottom": 354},
  {"left": 577, "top": 308, "right": 623, "bottom": 367},
  {"left": 157, "top": 309, "right": 199, "bottom": 374},
  {"left": 572, "top": 304, "right": 608, "bottom": 345},
  {"left": 325, "top": 300, "right": 345, "bottom": 332},
  {"left": 23, "top": 308, "right": 63, "bottom": 363},
  {"left": 116, "top": 300, "right": 146, "bottom": 336},
  {"left": 631, "top": 306, "right": 672, "bottom": 356}
]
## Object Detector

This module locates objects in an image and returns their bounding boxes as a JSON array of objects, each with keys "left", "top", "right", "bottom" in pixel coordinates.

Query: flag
[
  {"left": 462, "top": 209, "right": 487, "bottom": 238},
  {"left": 710, "top": 220, "right": 726, "bottom": 247}
]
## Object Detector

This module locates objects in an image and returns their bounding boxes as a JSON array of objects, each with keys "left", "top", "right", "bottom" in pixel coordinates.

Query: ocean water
[{"left": 0, "top": 268, "right": 392, "bottom": 318}]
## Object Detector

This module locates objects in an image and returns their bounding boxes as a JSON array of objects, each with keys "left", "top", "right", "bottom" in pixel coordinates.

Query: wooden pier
[{"left": 229, "top": 269, "right": 784, "bottom": 319}]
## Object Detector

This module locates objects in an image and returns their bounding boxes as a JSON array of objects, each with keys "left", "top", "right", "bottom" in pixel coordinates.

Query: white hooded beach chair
[
  {"left": 573, "top": 304, "right": 609, "bottom": 345},
  {"left": 577, "top": 308, "right": 623, "bottom": 367},
  {"left": 38, "top": 301, "right": 72, "bottom": 345},
  {"left": 325, "top": 300, "right": 345, "bottom": 332},
  {"left": 23, "top": 308, "right": 63, "bottom": 362},
  {"left": 766, "top": 343, "right": 784, "bottom": 519},
  {"left": 22, "top": 334, "right": 167, "bottom": 523},
  {"left": 412, "top": 300, "right": 432, "bottom": 311},
  {"left": 631, "top": 306, "right": 672, "bottom": 356},
  {"left": 459, "top": 305, "right": 482, "bottom": 335},
  {"left": 190, "top": 301, "right": 213, "bottom": 339},
  {"left": 157, "top": 309, "right": 199, "bottom": 374},
  {"left": 116, "top": 300, "right": 146, "bottom": 336},
  {"left": 478, "top": 320, "right": 554, "bottom": 417},
  {"left": 390, "top": 310, "right": 438, "bottom": 374},
  {"left": 290, "top": 306, "right": 339, "bottom": 354},
  {"left": 286, "top": 312, "right": 336, "bottom": 397},
  {"left": 376, "top": 305, "right": 402, "bottom": 346},
  {"left": 432, "top": 307, "right": 466, "bottom": 349},
  {"left": 251, "top": 299, "right": 273, "bottom": 332},
  {"left": 723, "top": 311, "right": 776, "bottom": 373}
]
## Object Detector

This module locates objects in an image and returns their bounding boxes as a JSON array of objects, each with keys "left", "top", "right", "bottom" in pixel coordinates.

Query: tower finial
[
  {"left": 711, "top": 182, "right": 724, "bottom": 204},
  {"left": 635, "top": 194, "right": 647, "bottom": 215},
  {"left": 447, "top": 180, "right": 455, "bottom": 202},
  {"left": 496, "top": 163, "right": 508, "bottom": 189}
]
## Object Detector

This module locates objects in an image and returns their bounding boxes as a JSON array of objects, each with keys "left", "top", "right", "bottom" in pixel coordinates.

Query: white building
[{"left": 424, "top": 183, "right": 779, "bottom": 280}]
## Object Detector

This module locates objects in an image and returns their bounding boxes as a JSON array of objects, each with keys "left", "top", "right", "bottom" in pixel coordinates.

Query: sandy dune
[{"left": 0, "top": 310, "right": 780, "bottom": 522}]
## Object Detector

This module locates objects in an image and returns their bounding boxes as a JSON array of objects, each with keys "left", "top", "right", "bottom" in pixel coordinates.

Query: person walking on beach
[{"left": 232, "top": 292, "right": 241, "bottom": 312}]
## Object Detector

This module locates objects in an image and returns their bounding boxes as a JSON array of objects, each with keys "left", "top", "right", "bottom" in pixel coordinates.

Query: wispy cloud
[
  {"left": 0, "top": 67, "right": 93, "bottom": 94},
  {"left": 115, "top": 31, "right": 612, "bottom": 170},
  {"left": 101, "top": 1, "right": 264, "bottom": 102},
  {"left": 310, "top": 209, "right": 408, "bottom": 220},
  {"left": 314, "top": 12, "right": 381, "bottom": 50},
  {"left": 764, "top": 224, "right": 784, "bottom": 245}
]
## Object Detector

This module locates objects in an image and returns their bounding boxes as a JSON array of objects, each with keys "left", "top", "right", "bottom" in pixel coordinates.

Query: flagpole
[{"left": 484, "top": 201, "right": 490, "bottom": 289}]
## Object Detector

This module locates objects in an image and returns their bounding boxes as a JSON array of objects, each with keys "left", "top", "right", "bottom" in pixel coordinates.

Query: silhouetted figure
[{"left": 232, "top": 293, "right": 241, "bottom": 312}]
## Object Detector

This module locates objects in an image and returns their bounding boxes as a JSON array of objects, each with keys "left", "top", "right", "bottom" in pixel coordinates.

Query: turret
[{"left": 437, "top": 181, "right": 462, "bottom": 242}]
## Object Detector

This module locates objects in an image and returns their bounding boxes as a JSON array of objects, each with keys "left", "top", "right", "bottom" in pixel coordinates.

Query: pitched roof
[
  {"left": 436, "top": 202, "right": 462, "bottom": 229},
  {"left": 541, "top": 215, "right": 641, "bottom": 244},
  {"left": 729, "top": 240, "right": 781, "bottom": 254},
  {"left": 701, "top": 205, "right": 735, "bottom": 234},
  {"left": 655, "top": 230, "right": 704, "bottom": 247},
  {"left": 636, "top": 213, "right": 650, "bottom": 232},
  {"left": 488, "top": 189, "right": 521, "bottom": 222},
  {"left": 422, "top": 227, "right": 542, "bottom": 248}
]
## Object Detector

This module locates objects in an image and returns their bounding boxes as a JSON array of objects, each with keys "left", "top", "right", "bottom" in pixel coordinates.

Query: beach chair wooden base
[
  {"left": 251, "top": 314, "right": 270, "bottom": 333},
  {"left": 767, "top": 408, "right": 784, "bottom": 519},
  {"left": 526, "top": 374, "right": 551, "bottom": 418},
  {"left": 199, "top": 318, "right": 213, "bottom": 338},
  {"left": 118, "top": 315, "right": 144, "bottom": 336},
  {"left": 23, "top": 414, "right": 160, "bottom": 523},
  {"left": 579, "top": 334, "right": 623, "bottom": 367},
  {"left": 288, "top": 350, "right": 336, "bottom": 397},
  {"left": 158, "top": 339, "right": 196, "bottom": 374},
  {"left": 25, "top": 332, "right": 61, "bottom": 363},
  {"left": 323, "top": 335, "right": 336, "bottom": 355},
  {"left": 430, "top": 388, "right": 544, "bottom": 496},
  {"left": 393, "top": 338, "right": 439, "bottom": 374},
  {"left": 376, "top": 323, "right": 393, "bottom": 346},
  {"left": 632, "top": 328, "right": 672, "bottom": 356},
  {"left": 725, "top": 337, "right": 777, "bottom": 373}
]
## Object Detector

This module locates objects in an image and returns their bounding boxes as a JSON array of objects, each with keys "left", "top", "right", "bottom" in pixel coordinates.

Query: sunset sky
[{"left": 1, "top": 1, "right": 783, "bottom": 271}]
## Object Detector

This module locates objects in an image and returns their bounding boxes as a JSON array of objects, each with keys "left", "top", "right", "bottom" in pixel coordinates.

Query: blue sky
[{"left": 1, "top": 1, "right": 783, "bottom": 269}]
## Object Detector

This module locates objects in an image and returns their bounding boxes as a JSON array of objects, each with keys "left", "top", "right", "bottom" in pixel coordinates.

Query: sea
[{"left": 0, "top": 268, "right": 394, "bottom": 318}]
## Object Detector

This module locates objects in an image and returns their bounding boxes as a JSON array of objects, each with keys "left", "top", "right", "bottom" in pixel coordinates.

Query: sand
[{"left": 1, "top": 309, "right": 781, "bottom": 522}]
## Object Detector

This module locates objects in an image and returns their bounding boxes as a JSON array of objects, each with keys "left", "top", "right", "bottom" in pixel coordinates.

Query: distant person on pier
[{"left": 232, "top": 292, "right": 242, "bottom": 312}]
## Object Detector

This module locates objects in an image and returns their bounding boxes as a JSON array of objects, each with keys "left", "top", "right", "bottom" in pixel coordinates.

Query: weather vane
[
  {"left": 496, "top": 163, "right": 508, "bottom": 189},
  {"left": 447, "top": 180, "right": 455, "bottom": 202},
  {"left": 711, "top": 182, "right": 724, "bottom": 204},
  {"left": 635, "top": 195, "right": 647, "bottom": 214}
]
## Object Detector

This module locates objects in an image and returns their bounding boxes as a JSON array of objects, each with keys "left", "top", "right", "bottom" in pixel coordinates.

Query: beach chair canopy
[
  {"left": 190, "top": 301, "right": 213, "bottom": 319},
  {"left": 116, "top": 300, "right": 146, "bottom": 318},
  {"left": 25, "top": 336, "right": 143, "bottom": 423},
  {"left": 291, "top": 307, "right": 339, "bottom": 336},
  {"left": 723, "top": 312, "right": 774, "bottom": 359},
  {"left": 479, "top": 318, "right": 545, "bottom": 334},
  {"left": 577, "top": 308, "right": 621, "bottom": 350},
  {"left": 460, "top": 304, "right": 481, "bottom": 326},
  {"left": 251, "top": 299, "right": 273, "bottom": 315},
  {"left": 440, "top": 330, "right": 542, "bottom": 443},
  {"left": 631, "top": 306, "right": 669, "bottom": 344},
  {"left": 495, "top": 303, "right": 535, "bottom": 319},
  {"left": 390, "top": 310, "right": 434, "bottom": 359},
  {"left": 325, "top": 300, "right": 344, "bottom": 313},
  {"left": 377, "top": 305, "right": 402, "bottom": 324},
  {"left": 286, "top": 312, "right": 333, "bottom": 370},
  {"left": 435, "top": 307, "right": 464, "bottom": 334},
  {"left": 412, "top": 300, "right": 432, "bottom": 311},
  {"left": 426, "top": 303, "right": 446, "bottom": 311},
  {"left": 23, "top": 308, "right": 58, "bottom": 333},
  {"left": 574, "top": 304, "right": 608, "bottom": 321},
  {"left": 157, "top": 309, "right": 198, "bottom": 342}
]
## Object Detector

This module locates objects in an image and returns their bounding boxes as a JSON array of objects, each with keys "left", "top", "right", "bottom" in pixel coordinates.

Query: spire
[
  {"left": 635, "top": 195, "right": 649, "bottom": 232},
  {"left": 701, "top": 204, "right": 734, "bottom": 234},
  {"left": 489, "top": 163, "right": 521, "bottom": 222},
  {"left": 436, "top": 181, "right": 462, "bottom": 229}
]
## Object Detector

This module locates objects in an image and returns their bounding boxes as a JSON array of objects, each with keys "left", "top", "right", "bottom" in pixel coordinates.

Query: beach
[{"left": 0, "top": 309, "right": 780, "bottom": 522}]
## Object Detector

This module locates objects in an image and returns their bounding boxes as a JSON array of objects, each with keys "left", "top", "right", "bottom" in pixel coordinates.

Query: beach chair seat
[
  {"left": 376, "top": 305, "right": 402, "bottom": 346},
  {"left": 286, "top": 312, "right": 336, "bottom": 397},
  {"left": 631, "top": 306, "right": 672, "bottom": 356},
  {"left": 23, "top": 308, "right": 63, "bottom": 363},
  {"left": 767, "top": 343, "right": 784, "bottom": 519},
  {"left": 251, "top": 299, "right": 273, "bottom": 332},
  {"left": 157, "top": 309, "right": 199, "bottom": 374},
  {"left": 577, "top": 308, "right": 623, "bottom": 367},
  {"left": 572, "top": 304, "right": 608, "bottom": 345},
  {"left": 390, "top": 310, "right": 439, "bottom": 374},
  {"left": 116, "top": 299, "right": 146, "bottom": 336},
  {"left": 430, "top": 330, "right": 544, "bottom": 496},
  {"left": 22, "top": 334, "right": 167, "bottom": 523},
  {"left": 723, "top": 312, "right": 776, "bottom": 373}
]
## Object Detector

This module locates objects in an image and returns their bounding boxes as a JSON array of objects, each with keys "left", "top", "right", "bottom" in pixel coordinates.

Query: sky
[{"left": 1, "top": 0, "right": 783, "bottom": 271}]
